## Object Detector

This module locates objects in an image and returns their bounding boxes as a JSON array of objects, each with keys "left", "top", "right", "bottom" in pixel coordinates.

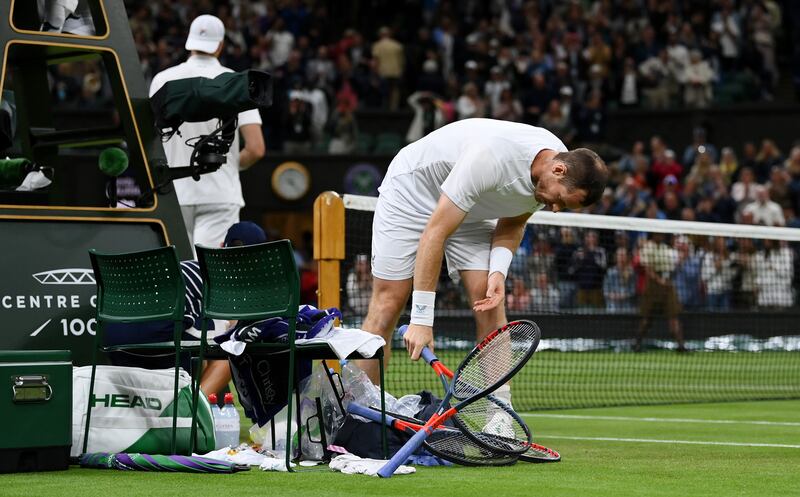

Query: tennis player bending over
[{"left": 357, "top": 118, "right": 609, "bottom": 407}]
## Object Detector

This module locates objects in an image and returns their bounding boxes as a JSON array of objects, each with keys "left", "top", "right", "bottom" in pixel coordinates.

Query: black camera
[{"left": 150, "top": 70, "right": 272, "bottom": 181}]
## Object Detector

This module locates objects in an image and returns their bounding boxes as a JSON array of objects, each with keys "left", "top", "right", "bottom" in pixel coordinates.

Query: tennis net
[{"left": 328, "top": 193, "right": 800, "bottom": 410}]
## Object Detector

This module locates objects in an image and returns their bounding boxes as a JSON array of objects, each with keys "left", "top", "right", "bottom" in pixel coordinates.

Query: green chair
[
  {"left": 84, "top": 245, "right": 206, "bottom": 456},
  {"left": 195, "top": 239, "right": 386, "bottom": 471}
]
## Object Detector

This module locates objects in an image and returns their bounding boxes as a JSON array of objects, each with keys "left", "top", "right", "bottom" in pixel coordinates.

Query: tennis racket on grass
[
  {"left": 401, "top": 324, "right": 561, "bottom": 464},
  {"left": 378, "top": 320, "right": 540, "bottom": 477},
  {"left": 362, "top": 404, "right": 559, "bottom": 464},
  {"left": 348, "top": 402, "right": 518, "bottom": 467}
]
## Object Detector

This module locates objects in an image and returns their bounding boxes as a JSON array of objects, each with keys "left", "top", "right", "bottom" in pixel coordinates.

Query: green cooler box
[{"left": 0, "top": 350, "right": 72, "bottom": 473}]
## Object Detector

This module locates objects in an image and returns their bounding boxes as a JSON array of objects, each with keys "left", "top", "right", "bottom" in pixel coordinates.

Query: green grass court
[{"left": 3, "top": 399, "right": 798, "bottom": 497}]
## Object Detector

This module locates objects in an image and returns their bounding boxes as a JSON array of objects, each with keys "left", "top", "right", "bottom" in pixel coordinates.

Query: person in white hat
[{"left": 149, "top": 15, "right": 265, "bottom": 251}]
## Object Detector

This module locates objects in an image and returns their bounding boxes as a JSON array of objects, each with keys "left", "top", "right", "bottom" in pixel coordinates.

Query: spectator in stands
[
  {"left": 521, "top": 72, "right": 553, "bottom": 125},
  {"left": 639, "top": 50, "right": 673, "bottom": 109},
  {"left": 571, "top": 230, "right": 607, "bottom": 309},
  {"left": 767, "top": 166, "right": 792, "bottom": 208},
  {"left": 618, "top": 57, "right": 640, "bottom": 108},
  {"left": 354, "top": 57, "right": 388, "bottom": 108},
  {"left": 372, "top": 26, "right": 404, "bottom": 110},
  {"left": 673, "top": 236, "right": 704, "bottom": 310},
  {"left": 603, "top": 247, "right": 637, "bottom": 313},
  {"left": 528, "top": 233, "right": 556, "bottom": 284},
  {"left": 749, "top": 2, "right": 779, "bottom": 96},
  {"left": 711, "top": 0, "right": 742, "bottom": 74},
  {"left": 635, "top": 234, "right": 686, "bottom": 353},
  {"left": 493, "top": 88, "right": 524, "bottom": 122},
  {"left": 661, "top": 190, "right": 684, "bottom": 220},
  {"left": 539, "top": 99, "right": 573, "bottom": 141},
  {"left": 282, "top": 90, "right": 313, "bottom": 153},
  {"left": 267, "top": 17, "right": 295, "bottom": 69},
  {"left": 456, "top": 82, "right": 486, "bottom": 120},
  {"left": 732, "top": 238, "right": 757, "bottom": 309},
  {"left": 731, "top": 167, "right": 759, "bottom": 205},
  {"left": 555, "top": 227, "right": 579, "bottom": 308},
  {"left": 590, "top": 187, "right": 615, "bottom": 216},
  {"left": 506, "top": 277, "right": 532, "bottom": 313},
  {"left": 702, "top": 237, "right": 736, "bottom": 311},
  {"left": 695, "top": 197, "right": 720, "bottom": 223},
  {"left": 755, "top": 139, "right": 784, "bottom": 183},
  {"left": 327, "top": 93, "right": 359, "bottom": 154},
  {"left": 683, "top": 127, "right": 720, "bottom": 167},
  {"left": 683, "top": 50, "right": 715, "bottom": 108},
  {"left": 653, "top": 149, "right": 684, "bottom": 192},
  {"left": 306, "top": 45, "right": 336, "bottom": 93},
  {"left": 346, "top": 254, "right": 373, "bottom": 326},
  {"left": 416, "top": 59, "right": 446, "bottom": 95},
  {"left": 484, "top": 66, "right": 511, "bottom": 114},
  {"left": 531, "top": 272, "right": 560, "bottom": 313},
  {"left": 718, "top": 147, "right": 739, "bottom": 184},
  {"left": 576, "top": 90, "right": 606, "bottom": 143},
  {"left": 618, "top": 141, "right": 649, "bottom": 174},
  {"left": 753, "top": 239, "right": 794, "bottom": 308},
  {"left": 406, "top": 91, "right": 445, "bottom": 143},
  {"left": 743, "top": 185, "right": 785, "bottom": 226}
]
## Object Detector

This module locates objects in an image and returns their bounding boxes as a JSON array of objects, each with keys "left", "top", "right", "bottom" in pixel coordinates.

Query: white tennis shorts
[{"left": 371, "top": 191, "right": 495, "bottom": 281}]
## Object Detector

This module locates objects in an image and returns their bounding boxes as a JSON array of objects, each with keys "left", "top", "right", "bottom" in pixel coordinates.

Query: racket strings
[
  {"left": 453, "top": 396, "right": 531, "bottom": 454},
  {"left": 453, "top": 321, "right": 540, "bottom": 399},
  {"left": 426, "top": 428, "right": 517, "bottom": 466}
]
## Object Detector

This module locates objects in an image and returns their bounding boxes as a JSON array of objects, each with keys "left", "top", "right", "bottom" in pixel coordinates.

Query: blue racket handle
[
  {"left": 377, "top": 425, "right": 431, "bottom": 478},
  {"left": 347, "top": 402, "right": 398, "bottom": 426},
  {"left": 397, "top": 325, "right": 439, "bottom": 365}
]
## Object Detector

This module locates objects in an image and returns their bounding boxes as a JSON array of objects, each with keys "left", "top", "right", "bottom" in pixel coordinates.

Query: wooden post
[{"left": 313, "top": 191, "right": 345, "bottom": 312}]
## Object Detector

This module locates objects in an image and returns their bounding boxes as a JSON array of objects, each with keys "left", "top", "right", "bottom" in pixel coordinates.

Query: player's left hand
[{"left": 473, "top": 272, "right": 505, "bottom": 312}]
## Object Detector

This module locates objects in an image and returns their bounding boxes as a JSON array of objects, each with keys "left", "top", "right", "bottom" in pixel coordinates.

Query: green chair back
[
  {"left": 195, "top": 240, "right": 300, "bottom": 322},
  {"left": 89, "top": 246, "right": 185, "bottom": 323}
]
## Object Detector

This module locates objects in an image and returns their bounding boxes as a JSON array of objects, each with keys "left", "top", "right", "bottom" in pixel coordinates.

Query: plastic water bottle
[{"left": 213, "top": 393, "right": 240, "bottom": 449}]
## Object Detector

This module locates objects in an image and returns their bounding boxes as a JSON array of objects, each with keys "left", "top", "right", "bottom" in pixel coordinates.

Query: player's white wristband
[
  {"left": 489, "top": 246, "right": 514, "bottom": 279},
  {"left": 410, "top": 290, "right": 436, "bottom": 327}
]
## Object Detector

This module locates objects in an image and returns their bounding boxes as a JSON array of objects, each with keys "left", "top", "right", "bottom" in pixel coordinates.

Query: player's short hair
[{"left": 555, "top": 148, "right": 608, "bottom": 207}]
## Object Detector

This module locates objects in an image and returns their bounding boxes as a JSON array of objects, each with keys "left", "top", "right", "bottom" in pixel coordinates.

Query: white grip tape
[
  {"left": 410, "top": 290, "right": 436, "bottom": 327},
  {"left": 489, "top": 246, "right": 514, "bottom": 279}
]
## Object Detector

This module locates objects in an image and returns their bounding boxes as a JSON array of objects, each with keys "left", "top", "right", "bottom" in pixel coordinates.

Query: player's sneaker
[{"left": 482, "top": 411, "right": 516, "bottom": 439}]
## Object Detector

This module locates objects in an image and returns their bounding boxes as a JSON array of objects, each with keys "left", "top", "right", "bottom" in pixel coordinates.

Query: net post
[{"left": 314, "top": 191, "right": 345, "bottom": 314}]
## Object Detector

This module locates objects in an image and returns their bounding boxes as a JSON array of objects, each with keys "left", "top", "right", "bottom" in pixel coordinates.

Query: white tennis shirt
[
  {"left": 149, "top": 55, "right": 262, "bottom": 207},
  {"left": 378, "top": 118, "right": 567, "bottom": 223}
]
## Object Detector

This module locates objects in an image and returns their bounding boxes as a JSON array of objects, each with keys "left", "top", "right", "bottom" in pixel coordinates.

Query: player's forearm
[
  {"left": 413, "top": 227, "right": 447, "bottom": 291},
  {"left": 494, "top": 211, "right": 530, "bottom": 250}
]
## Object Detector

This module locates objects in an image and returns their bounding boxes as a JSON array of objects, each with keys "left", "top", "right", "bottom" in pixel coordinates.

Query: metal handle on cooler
[{"left": 12, "top": 375, "right": 53, "bottom": 403}]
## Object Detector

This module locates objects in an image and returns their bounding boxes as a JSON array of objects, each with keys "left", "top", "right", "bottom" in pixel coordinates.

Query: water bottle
[{"left": 213, "top": 393, "right": 240, "bottom": 449}]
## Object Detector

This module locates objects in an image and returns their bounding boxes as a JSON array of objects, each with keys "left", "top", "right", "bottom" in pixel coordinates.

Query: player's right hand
[{"left": 404, "top": 324, "right": 434, "bottom": 361}]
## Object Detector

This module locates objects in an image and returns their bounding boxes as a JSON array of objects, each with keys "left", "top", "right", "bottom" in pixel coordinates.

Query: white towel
[
  {"left": 259, "top": 457, "right": 295, "bottom": 472},
  {"left": 196, "top": 445, "right": 276, "bottom": 466},
  {"left": 221, "top": 326, "right": 385, "bottom": 360},
  {"left": 329, "top": 454, "right": 415, "bottom": 476},
  {"left": 298, "top": 327, "right": 385, "bottom": 360}
]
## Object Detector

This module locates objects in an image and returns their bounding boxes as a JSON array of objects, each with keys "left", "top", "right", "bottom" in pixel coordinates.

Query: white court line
[
  {"left": 536, "top": 435, "right": 800, "bottom": 448},
  {"left": 523, "top": 413, "right": 800, "bottom": 427}
]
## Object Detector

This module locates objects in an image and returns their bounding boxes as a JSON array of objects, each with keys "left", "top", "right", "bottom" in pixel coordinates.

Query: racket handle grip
[
  {"left": 347, "top": 402, "right": 397, "bottom": 426},
  {"left": 397, "top": 325, "right": 439, "bottom": 365},
  {"left": 377, "top": 426, "right": 430, "bottom": 478}
]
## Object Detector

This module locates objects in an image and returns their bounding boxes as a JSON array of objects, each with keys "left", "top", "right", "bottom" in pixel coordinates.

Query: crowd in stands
[{"left": 111, "top": 0, "right": 785, "bottom": 153}]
